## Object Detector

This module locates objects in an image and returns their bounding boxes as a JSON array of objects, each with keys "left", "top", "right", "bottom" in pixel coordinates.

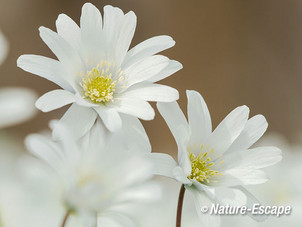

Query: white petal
[
  {"left": 113, "top": 11, "right": 136, "bottom": 66},
  {"left": 52, "top": 103, "right": 97, "bottom": 140},
  {"left": 103, "top": 5, "right": 124, "bottom": 61},
  {"left": 52, "top": 122, "right": 80, "bottom": 160},
  {"left": 79, "top": 118, "right": 108, "bottom": 156},
  {"left": 35, "top": 89, "right": 75, "bottom": 112},
  {"left": 157, "top": 101, "right": 189, "bottom": 149},
  {"left": 222, "top": 168, "right": 268, "bottom": 185},
  {"left": 187, "top": 90, "right": 212, "bottom": 149},
  {"left": 186, "top": 187, "right": 221, "bottom": 227},
  {"left": 148, "top": 153, "right": 177, "bottom": 178},
  {"left": 226, "top": 114, "right": 268, "bottom": 154},
  {"left": 178, "top": 143, "right": 192, "bottom": 176},
  {"left": 191, "top": 183, "right": 247, "bottom": 206},
  {"left": 221, "top": 146, "right": 282, "bottom": 171},
  {"left": 234, "top": 186, "right": 268, "bottom": 222},
  {"left": 80, "top": 3, "right": 104, "bottom": 61},
  {"left": 115, "top": 98, "right": 155, "bottom": 120},
  {"left": 0, "top": 30, "right": 8, "bottom": 65},
  {"left": 74, "top": 93, "right": 99, "bottom": 108},
  {"left": 173, "top": 166, "right": 192, "bottom": 185},
  {"left": 114, "top": 114, "right": 151, "bottom": 153},
  {"left": 94, "top": 107, "right": 122, "bottom": 132},
  {"left": 17, "top": 55, "right": 73, "bottom": 91},
  {"left": 122, "top": 35, "right": 175, "bottom": 68},
  {"left": 124, "top": 55, "right": 169, "bottom": 87},
  {"left": 205, "top": 105, "right": 249, "bottom": 160},
  {"left": 212, "top": 187, "right": 247, "bottom": 206},
  {"left": 39, "top": 26, "right": 84, "bottom": 80},
  {"left": 0, "top": 87, "right": 37, "bottom": 128},
  {"left": 122, "top": 83, "right": 179, "bottom": 102},
  {"left": 25, "top": 134, "right": 64, "bottom": 171},
  {"left": 148, "top": 60, "right": 183, "bottom": 83},
  {"left": 56, "top": 14, "right": 81, "bottom": 50}
]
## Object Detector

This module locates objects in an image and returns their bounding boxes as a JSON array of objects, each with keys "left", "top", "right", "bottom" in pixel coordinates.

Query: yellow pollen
[
  {"left": 81, "top": 64, "right": 116, "bottom": 104},
  {"left": 188, "top": 145, "right": 222, "bottom": 184}
]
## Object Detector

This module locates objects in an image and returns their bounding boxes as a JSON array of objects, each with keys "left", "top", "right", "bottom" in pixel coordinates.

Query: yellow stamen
[
  {"left": 81, "top": 62, "right": 116, "bottom": 104},
  {"left": 188, "top": 145, "right": 222, "bottom": 183}
]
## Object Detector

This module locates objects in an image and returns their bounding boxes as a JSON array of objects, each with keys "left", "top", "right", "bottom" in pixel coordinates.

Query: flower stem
[
  {"left": 61, "top": 211, "right": 70, "bottom": 227},
  {"left": 176, "top": 184, "right": 185, "bottom": 227}
]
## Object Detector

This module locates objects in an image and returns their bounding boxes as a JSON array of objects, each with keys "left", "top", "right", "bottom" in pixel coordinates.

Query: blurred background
[{"left": 1, "top": 0, "right": 302, "bottom": 155}]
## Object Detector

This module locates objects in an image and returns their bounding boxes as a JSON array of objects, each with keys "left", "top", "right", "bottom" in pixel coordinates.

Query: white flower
[
  {"left": 0, "top": 87, "right": 38, "bottom": 128},
  {"left": 17, "top": 2, "right": 182, "bottom": 138},
  {"left": 0, "top": 31, "right": 37, "bottom": 128},
  {"left": 150, "top": 90, "right": 282, "bottom": 226},
  {"left": 24, "top": 117, "right": 157, "bottom": 226}
]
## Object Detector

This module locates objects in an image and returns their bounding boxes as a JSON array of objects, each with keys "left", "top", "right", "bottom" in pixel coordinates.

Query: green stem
[{"left": 176, "top": 184, "right": 186, "bottom": 227}]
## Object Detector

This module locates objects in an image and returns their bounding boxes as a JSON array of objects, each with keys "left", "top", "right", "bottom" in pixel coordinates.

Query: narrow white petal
[
  {"left": 116, "top": 98, "right": 155, "bottom": 121},
  {"left": 221, "top": 146, "right": 282, "bottom": 171},
  {"left": 114, "top": 11, "right": 136, "bottom": 66},
  {"left": 52, "top": 103, "right": 97, "bottom": 140},
  {"left": 124, "top": 55, "right": 169, "bottom": 87},
  {"left": 0, "top": 87, "right": 37, "bottom": 128},
  {"left": 17, "top": 55, "right": 73, "bottom": 91},
  {"left": 148, "top": 60, "right": 183, "bottom": 82},
  {"left": 205, "top": 105, "right": 249, "bottom": 159},
  {"left": 35, "top": 89, "right": 75, "bottom": 112},
  {"left": 157, "top": 101, "right": 189, "bottom": 152},
  {"left": 187, "top": 90, "right": 212, "bottom": 148},
  {"left": 122, "top": 83, "right": 179, "bottom": 102},
  {"left": 94, "top": 107, "right": 122, "bottom": 132},
  {"left": 226, "top": 115, "right": 268, "bottom": 154},
  {"left": 103, "top": 5, "right": 124, "bottom": 61},
  {"left": 80, "top": 3, "right": 104, "bottom": 61},
  {"left": 39, "top": 26, "right": 84, "bottom": 79},
  {"left": 148, "top": 153, "right": 177, "bottom": 178},
  {"left": 123, "top": 35, "right": 175, "bottom": 68},
  {"left": 56, "top": 14, "right": 81, "bottom": 50}
]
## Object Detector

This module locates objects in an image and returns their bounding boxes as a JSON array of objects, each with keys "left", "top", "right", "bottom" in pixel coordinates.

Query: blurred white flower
[
  {"left": 151, "top": 90, "right": 282, "bottom": 226},
  {"left": 221, "top": 133, "right": 302, "bottom": 227},
  {"left": 0, "top": 30, "right": 37, "bottom": 128},
  {"left": 23, "top": 117, "right": 157, "bottom": 226},
  {"left": 17, "top": 2, "right": 182, "bottom": 138},
  {"left": 0, "top": 30, "right": 9, "bottom": 65},
  {"left": 0, "top": 87, "right": 37, "bottom": 128}
]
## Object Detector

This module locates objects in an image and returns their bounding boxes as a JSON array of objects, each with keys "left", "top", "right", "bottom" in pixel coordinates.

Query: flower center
[
  {"left": 81, "top": 62, "right": 117, "bottom": 104},
  {"left": 188, "top": 145, "right": 222, "bottom": 183}
]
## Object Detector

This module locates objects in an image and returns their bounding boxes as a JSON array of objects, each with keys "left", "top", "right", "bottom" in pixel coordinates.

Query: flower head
[
  {"left": 17, "top": 3, "right": 182, "bottom": 138},
  {"left": 24, "top": 117, "right": 157, "bottom": 226},
  {"left": 151, "top": 90, "right": 282, "bottom": 225}
]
